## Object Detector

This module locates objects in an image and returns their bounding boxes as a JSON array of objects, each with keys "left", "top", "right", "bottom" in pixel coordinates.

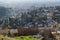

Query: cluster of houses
[{"left": 0, "top": 6, "right": 60, "bottom": 37}]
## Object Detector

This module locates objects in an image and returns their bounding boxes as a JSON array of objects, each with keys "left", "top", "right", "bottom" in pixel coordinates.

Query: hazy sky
[
  {"left": 0, "top": 0, "right": 59, "bottom": 3},
  {"left": 0, "top": 0, "right": 60, "bottom": 7}
]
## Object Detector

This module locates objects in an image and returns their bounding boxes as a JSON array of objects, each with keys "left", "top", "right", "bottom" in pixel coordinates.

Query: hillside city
[
  {"left": 0, "top": 6, "right": 60, "bottom": 40},
  {"left": 0, "top": 6, "right": 60, "bottom": 29}
]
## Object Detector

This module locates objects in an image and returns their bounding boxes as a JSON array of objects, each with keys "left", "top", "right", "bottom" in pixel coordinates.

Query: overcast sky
[
  {"left": 0, "top": 0, "right": 60, "bottom": 3},
  {"left": 0, "top": 0, "right": 60, "bottom": 7}
]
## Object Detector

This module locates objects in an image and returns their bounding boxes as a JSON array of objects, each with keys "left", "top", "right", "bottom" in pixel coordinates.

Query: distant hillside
[{"left": 0, "top": 6, "right": 9, "bottom": 19}]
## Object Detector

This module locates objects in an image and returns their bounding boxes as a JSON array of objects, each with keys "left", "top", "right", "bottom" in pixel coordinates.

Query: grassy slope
[
  {"left": 13, "top": 36, "right": 39, "bottom": 40},
  {"left": 0, "top": 36, "right": 39, "bottom": 40}
]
